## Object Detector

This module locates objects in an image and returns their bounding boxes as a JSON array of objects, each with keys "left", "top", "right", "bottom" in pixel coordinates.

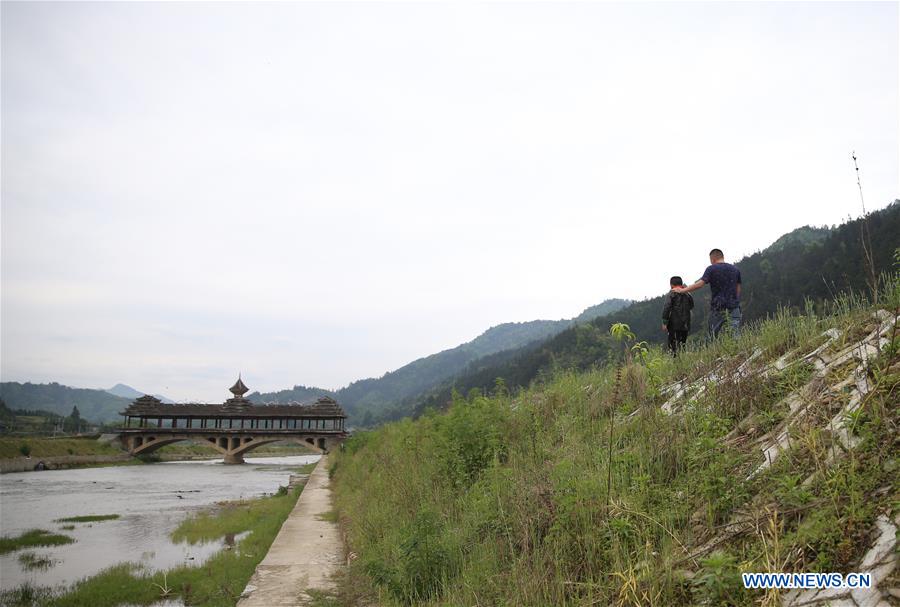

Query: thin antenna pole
[
  {"left": 852, "top": 151, "right": 878, "bottom": 303},
  {"left": 852, "top": 151, "right": 867, "bottom": 214}
]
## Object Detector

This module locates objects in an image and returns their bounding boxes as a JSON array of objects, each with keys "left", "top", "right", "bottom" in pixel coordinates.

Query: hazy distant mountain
[
  {"left": 251, "top": 298, "right": 632, "bottom": 417},
  {"left": 105, "top": 383, "right": 174, "bottom": 403},
  {"left": 0, "top": 382, "right": 132, "bottom": 422}
]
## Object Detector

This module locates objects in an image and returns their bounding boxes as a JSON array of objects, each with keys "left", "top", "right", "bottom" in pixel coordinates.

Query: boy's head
[
  {"left": 670, "top": 276, "right": 684, "bottom": 287},
  {"left": 709, "top": 248, "right": 724, "bottom": 263}
]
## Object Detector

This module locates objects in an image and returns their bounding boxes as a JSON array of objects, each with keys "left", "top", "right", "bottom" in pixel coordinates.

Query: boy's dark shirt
[
  {"left": 700, "top": 262, "right": 742, "bottom": 311},
  {"left": 662, "top": 291, "right": 693, "bottom": 332}
]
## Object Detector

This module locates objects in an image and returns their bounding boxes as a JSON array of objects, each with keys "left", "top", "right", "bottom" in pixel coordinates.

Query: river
[{"left": 0, "top": 455, "right": 320, "bottom": 594}]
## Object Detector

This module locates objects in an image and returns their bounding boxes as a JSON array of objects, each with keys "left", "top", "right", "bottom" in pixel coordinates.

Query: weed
[
  {"left": 18, "top": 552, "right": 57, "bottom": 571},
  {"left": 0, "top": 583, "right": 53, "bottom": 607},
  {"left": 0, "top": 530, "right": 74, "bottom": 555},
  {"left": 691, "top": 551, "right": 746, "bottom": 606},
  {"left": 54, "top": 514, "right": 119, "bottom": 524}
]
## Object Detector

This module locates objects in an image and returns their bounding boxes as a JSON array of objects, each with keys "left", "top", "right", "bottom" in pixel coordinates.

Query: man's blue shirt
[{"left": 700, "top": 262, "right": 741, "bottom": 310}]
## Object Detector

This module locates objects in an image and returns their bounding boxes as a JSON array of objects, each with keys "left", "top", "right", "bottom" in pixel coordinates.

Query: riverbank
[
  {"left": 0, "top": 437, "right": 123, "bottom": 459},
  {"left": 238, "top": 455, "right": 344, "bottom": 606},
  {"left": 0, "top": 461, "right": 316, "bottom": 606},
  {"left": 0, "top": 454, "right": 135, "bottom": 473}
]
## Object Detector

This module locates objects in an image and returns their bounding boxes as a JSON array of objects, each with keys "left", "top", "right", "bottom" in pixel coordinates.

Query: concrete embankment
[
  {"left": 0, "top": 454, "right": 133, "bottom": 473},
  {"left": 238, "top": 454, "right": 344, "bottom": 606}
]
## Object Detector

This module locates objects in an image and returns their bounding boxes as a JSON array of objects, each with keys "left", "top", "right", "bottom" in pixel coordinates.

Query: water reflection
[{"left": 0, "top": 455, "right": 319, "bottom": 592}]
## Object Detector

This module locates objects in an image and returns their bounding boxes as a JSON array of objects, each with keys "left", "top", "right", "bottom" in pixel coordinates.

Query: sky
[{"left": 2, "top": 1, "right": 898, "bottom": 402}]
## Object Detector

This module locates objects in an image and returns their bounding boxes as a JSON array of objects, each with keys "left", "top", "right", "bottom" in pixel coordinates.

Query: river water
[{"left": 0, "top": 455, "right": 320, "bottom": 593}]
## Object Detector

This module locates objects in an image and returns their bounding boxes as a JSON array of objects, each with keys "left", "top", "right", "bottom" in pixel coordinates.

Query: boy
[{"left": 662, "top": 276, "right": 693, "bottom": 355}]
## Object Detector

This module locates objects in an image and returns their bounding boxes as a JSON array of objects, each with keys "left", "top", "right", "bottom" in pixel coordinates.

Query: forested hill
[
  {"left": 249, "top": 298, "right": 630, "bottom": 419},
  {"left": 248, "top": 384, "right": 337, "bottom": 405},
  {"left": 406, "top": 201, "right": 900, "bottom": 419},
  {"left": 0, "top": 382, "right": 132, "bottom": 423}
]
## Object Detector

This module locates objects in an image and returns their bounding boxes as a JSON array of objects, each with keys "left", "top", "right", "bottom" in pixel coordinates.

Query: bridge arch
[
  {"left": 123, "top": 433, "right": 333, "bottom": 460},
  {"left": 229, "top": 436, "right": 328, "bottom": 457},
  {"left": 126, "top": 435, "right": 231, "bottom": 457}
]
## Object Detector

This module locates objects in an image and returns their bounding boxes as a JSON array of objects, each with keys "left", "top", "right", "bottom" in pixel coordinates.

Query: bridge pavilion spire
[{"left": 230, "top": 374, "right": 249, "bottom": 398}]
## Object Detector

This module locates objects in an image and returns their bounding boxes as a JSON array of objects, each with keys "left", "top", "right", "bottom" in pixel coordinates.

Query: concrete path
[{"left": 238, "top": 455, "right": 343, "bottom": 606}]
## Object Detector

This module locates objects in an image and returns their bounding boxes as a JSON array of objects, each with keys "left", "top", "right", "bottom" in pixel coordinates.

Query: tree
[{"left": 64, "top": 405, "right": 82, "bottom": 433}]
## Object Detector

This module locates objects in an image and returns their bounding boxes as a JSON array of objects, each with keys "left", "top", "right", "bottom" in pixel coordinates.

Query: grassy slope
[
  {"left": 0, "top": 438, "right": 124, "bottom": 459},
  {"left": 327, "top": 279, "right": 899, "bottom": 606}
]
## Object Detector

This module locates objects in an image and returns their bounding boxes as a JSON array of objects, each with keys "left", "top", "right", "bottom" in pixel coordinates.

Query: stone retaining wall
[{"left": 0, "top": 454, "right": 133, "bottom": 473}]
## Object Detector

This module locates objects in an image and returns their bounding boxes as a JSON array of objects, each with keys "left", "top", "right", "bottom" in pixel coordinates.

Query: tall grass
[{"left": 328, "top": 275, "right": 899, "bottom": 606}]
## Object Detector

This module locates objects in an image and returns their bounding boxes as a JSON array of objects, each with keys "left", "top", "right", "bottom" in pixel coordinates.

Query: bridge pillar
[{"left": 224, "top": 452, "right": 245, "bottom": 465}]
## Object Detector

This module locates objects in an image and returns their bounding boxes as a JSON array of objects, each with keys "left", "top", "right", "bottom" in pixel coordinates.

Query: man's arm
[
  {"left": 675, "top": 279, "right": 705, "bottom": 293},
  {"left": 736, "top": 283, "right": 741, "bottom": 298}
]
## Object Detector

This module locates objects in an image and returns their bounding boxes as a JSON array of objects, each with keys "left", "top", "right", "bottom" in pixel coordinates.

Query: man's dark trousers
[{"left": 667, "top": 330, "right": 688, "bottom": 355}]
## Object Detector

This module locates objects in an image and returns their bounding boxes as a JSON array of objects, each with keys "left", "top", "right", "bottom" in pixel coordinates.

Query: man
[
  {"left": 662, "top": 276, "right": 693, "bottom": 355},
  {"left": 674, "top": 249, "right": 742, "bottom": 338}
]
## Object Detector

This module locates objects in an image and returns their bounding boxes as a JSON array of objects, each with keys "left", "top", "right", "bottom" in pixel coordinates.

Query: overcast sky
[{"left": 2, "top": 1, "right": 897, "bottom": 402}]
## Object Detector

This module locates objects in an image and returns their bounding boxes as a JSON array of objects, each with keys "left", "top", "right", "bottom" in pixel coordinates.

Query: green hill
[
  {"left": 763, "top": 225, "right": 831, "bottom": 253},
  {"left": 572, "top": 298, "right": 634, "bottom": 324},
  {"left": 325, "top": 275, "right": 900, "bottom": 606},
  {"left": 405, "top": 202, "right": 900, "bottom": 420},
  {"left": 249, "top": 299, "right": 631, "bottom": 417},
  {"left": 0, "top": 382, "right": 131, "bottom": 423},
  {"left": 248, "top": 384, "right": 337, "bottom": 405}
]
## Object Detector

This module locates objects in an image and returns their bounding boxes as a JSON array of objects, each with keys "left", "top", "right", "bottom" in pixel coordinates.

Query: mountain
[
  {"left": 249, "top": 298, "right": 631, "bottom": 417},
  {"left": 405, "top": 201, "right": 900, "bottom": 420},
  {"left": 764, "top": 225, "right": 831, "bottom": 253},
  {"left": 333, "top": 319, "right": 569, "bottom": 413},
  {"left": 0, "top": 382, "right": 133, "bottom": 422},
  {"left": 105, "top": 383, "right": 174, "bottom": 403},
  {"left": 572, "top": 298, "right": 632, "bottom": 323},
  {"left": 248, "top": 384, "right": 337, "bottom": 404}
]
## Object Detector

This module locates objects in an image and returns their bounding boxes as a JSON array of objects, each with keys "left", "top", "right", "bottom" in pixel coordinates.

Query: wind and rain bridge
[{"left": 118, "top": 377, "right": 348, "bottom": 463}]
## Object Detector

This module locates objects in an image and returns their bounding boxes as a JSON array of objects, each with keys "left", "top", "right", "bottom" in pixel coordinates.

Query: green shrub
[
  {"left": 691, "top": 551, "right": 745, "bottom": 606},
  {"left": 366, "top": 509, "right": 456, "bottom": 605}
]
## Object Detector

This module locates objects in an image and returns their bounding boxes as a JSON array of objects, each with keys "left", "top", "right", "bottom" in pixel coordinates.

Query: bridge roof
[{"left": 121, "top": 395, "right": 346, "bottom": 418}]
